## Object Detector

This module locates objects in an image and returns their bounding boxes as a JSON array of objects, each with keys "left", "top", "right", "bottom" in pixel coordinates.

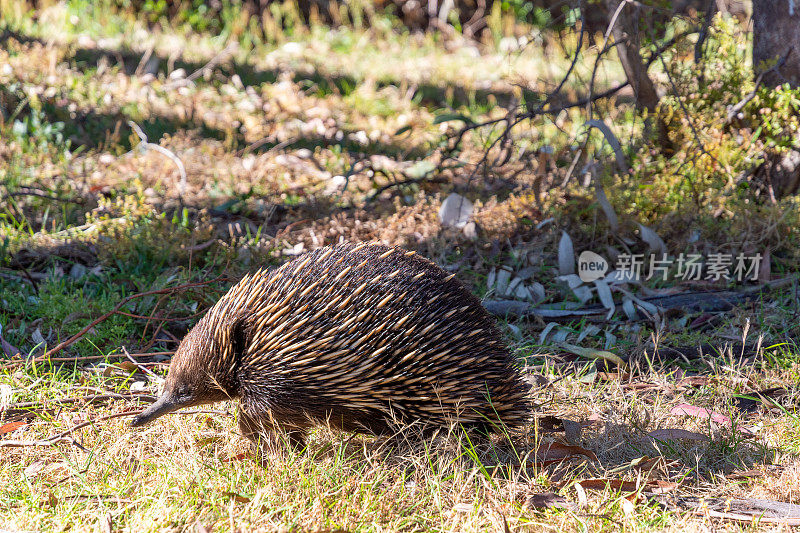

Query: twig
[
  {"left": 5, "top": 351, "right": 174, "bottom": 365},
  {"left": 0, "top": 410, "right": 139, "bottom": 448},
  {"left": 236, "top": 136, "right": 298, "bottom": 157},
  {"left": 0, "top": 408, "right": 232, "bottom": 448},
  {"left": 163, "top": 42, "right": 237, "bottom": 89},
  {"left": 128, "top": 121, "right": 187, "bottom": 197},
  {"left": 368, "top": 176, "right": 448, "bottom": 201},
  {"left": 36, "top": 277, "right": 224, "bottom": 361},
  {"left": 2, "top": 393, "right": 156, "bottom": 414},
  {"left": 2, "top": 191, "right": 82, "bottom": 203},
  {"left": 134, "top": 46, "right": 154, "bottom": 77},
  {"left": 114, "top": 308, "right": 206, "bottom": 321},
  {"left": 122, "top": 346, "right": 164, "bottom": 384},
  {"left": 694, "top": 0, "right": 717, "bottom": 66},
  {"left": 587, "top": 0, "right": 629, "bottom": 121}
]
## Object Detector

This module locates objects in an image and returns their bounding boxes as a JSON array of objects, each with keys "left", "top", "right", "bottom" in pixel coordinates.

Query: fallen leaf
[
  {"left": 562, "top": 419, "right": 582, "bottom": 443},
  {"left": 439, "top": 193, "right": 473, "bottom": 228},
  {"left": 577, "top": 478, "right": 678, "bottom": 495},
  {"left": 595, "top": 186, "right": 619, "bottom": 233},
  {"left": 558, "top": 231, "right": 575, "bottom": 275},
  {"left": 573, "top": 482, "right": 588, "bottom": 508},
  {"left": 537, "top": 416, "right": 564, "bottom": 432},
  {"left": 578, "top": 478, "right": 638, "bottom": 492},
  {"left": 621, "top": 496, "right": 636, "bottom": 517},
  {"left": 46, "top": 490, "right": 58, "bottom": 507},
  {"left": 0, "top": 420, "right": 26, "bottom": 435},
  {"left": 647, "top": 480, "right": 679, "bottom": 494},
  {"left": 670, "top": 403, "right": 732, "bottom": 427},
  {"left": 0, "top": 333, "right": 20, "bottom": 358},
  {"left": 559, "top": 342, "right": 626, "bottom": 367},
  {"left": 24, "top": 460, "right": 46, "bottom": 477},
  {"left": 221, "top": 452, "right": 250, "bottom": 462},
  {"left": 223, "top": 491, "right": 251, "bottom": 503},
  {"left": 647, "top": 428, "right": 710, "bottom": 442},
  {"left": 637, "top": 224, "right": 667, "bottom": 254},
  {"left": 728, "top": 468, "right": 765, "bottom": 480},
  {"left": 534, "top": 442, "right": 598, "bottom": 463},
  {"left": 656, "top": 496, "right": 800, "bottom": 525},
  {"left": 526, "top": 492, "right": 576, "bottom": 511}
]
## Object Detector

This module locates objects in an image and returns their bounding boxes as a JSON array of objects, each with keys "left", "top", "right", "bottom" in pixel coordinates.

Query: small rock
[
  {"left": 462, "top": 221, "right": 478, "bottom": 240},
  {"left": 168, "top": 68, "right": 186, "bottom": 80},
  {"left": 69, "top": 263, "right": 88, "bottom": 280},
  {"left": 241, "top": 155, "right": 256, "bottom": 171}
]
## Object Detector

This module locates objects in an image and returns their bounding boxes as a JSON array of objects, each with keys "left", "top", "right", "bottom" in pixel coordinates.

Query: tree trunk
[
  {"left": 752, "top": 0, "right": 800, "bottom": 87},
  {"left": 604, "top": 0, "right": 671, "bottom": 148}
]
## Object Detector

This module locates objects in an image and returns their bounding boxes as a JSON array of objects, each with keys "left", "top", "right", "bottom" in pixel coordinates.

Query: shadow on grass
[
  {"left": 67, "top": 42, "right": 542, "bottom": 110},
  {"left": 293, "top": 416, "right": 782, "bottom": 490}
]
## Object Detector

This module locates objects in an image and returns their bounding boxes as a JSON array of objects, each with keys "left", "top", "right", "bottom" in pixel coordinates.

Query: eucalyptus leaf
[
  {"left": 438, "top": 193, "right": 473, "bottom": 228},
  {"left": 558, "top": 231, "right": 576, "bottom": 275},
  {"left": 637, "top": 223, "right": 667, "bottom": 254},
  {"left": 560, "top": 342, "right": 626, "bottom": 367}
]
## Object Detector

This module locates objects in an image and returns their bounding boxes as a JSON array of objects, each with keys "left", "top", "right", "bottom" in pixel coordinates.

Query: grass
[{"left": 2, "top": 0, "right": 800, "bottom": 530}]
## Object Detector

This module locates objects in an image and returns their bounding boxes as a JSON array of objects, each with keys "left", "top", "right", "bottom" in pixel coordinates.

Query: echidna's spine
[{"left": 195, "top": 241, "right": 530, "bottom": 431}]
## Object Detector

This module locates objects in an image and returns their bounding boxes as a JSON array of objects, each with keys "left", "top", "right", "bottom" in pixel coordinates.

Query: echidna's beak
[{"left": 131, "top": 393, "right": 186, "bottom": 427}]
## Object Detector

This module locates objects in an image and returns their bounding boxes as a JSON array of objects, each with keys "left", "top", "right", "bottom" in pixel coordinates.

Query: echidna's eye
[{"left": 176, "top": 385, "right": 192, "bottom": 401}]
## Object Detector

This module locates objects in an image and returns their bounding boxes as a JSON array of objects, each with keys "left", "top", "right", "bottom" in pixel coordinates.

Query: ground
[{"left": 1, "top": 1, "right": 800, "bottom": 531}]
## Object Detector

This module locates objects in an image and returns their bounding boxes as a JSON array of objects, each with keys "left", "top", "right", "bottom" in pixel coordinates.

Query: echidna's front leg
[{"left": 237, "top": 407, "right": 307, "bottom": 457}]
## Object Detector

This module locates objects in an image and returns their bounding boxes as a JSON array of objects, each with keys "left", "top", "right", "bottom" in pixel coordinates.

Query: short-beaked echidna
[{"left": 131, "top": 242, "right": 530, "bottom": 448}]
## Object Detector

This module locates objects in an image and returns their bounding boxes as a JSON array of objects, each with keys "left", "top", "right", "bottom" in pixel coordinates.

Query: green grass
[{"left": 2, "top": 0, "right": 800, "bottom": 530}]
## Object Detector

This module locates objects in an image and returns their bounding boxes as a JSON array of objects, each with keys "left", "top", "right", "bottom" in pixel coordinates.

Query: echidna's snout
[{"left": 131, "top": 391, "right": 190, "bottom": 427}]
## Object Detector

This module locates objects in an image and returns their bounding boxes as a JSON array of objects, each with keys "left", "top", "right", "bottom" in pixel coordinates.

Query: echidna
[{"left": 131, "top": 242, "right": 530, "bottom": 449}]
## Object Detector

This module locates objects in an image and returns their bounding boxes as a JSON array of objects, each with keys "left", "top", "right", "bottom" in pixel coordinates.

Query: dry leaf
[
  {"left": 559, "top": 342, "right": 626, "bottom": 367},
  {"left": 23, "top": 460, "right": 46, "bottom": 477},
  {"left": 647, "top": 428, "right": 710, "bottom": 442},
  {"left": 637, "top": 224, "right": 667, "bottom": 255},
  {"left": 594, "top": 279, "right": 615, "bottom": 318},
  {"left": 562, "top": 419, "right": 582, "bottom": 443},
  {"left": 223, "top": 491, "right": 251, "bottom": 503},
  {"left": 0, "top": 421, "right": 26, "bottom": 435},
  {"left": 439, "top": 193, "right": 473, "bottom": 228},
  {"left": 558, "top": 231, "right": 575, "bottom": 275},
  {"left": 595, "top": 186, "right": 619, "bottom": 233},
  {"left": 670, "top": 404, "right": 732, "bottom": 427},
  {"left": 621, "top": 496, "right": 636, "bottom": 517},
  {"left": 526, "top": 492, "right": 576, "bottom": 511},
  {"left": 577, "top": 478, "right": 677, "bottom": 495},
  {"left": 573, "top": 482, "right": 588, "bottom": 508},
  {"left": 663, "top": 496, "right": 800, "bottom": 525},
  {"left": 534, "top": 441, "right": 598, "bottom": 463}
]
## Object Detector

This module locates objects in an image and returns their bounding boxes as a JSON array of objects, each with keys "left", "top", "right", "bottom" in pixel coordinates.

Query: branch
[
  {"left": 163, "top": 42, "right": 237, "bottom": 89},
  {"left": 0, "top": 408, "right": 232, "bottom": 448},
  {"left": 122, "top": 346, "right": 164, "bottom": 384},
  {"left": 35, "top": 277, "right": 224, "bottom": 362},
  {"left": 584, "top": 119, "right": 629, "bottom": 173},
  {"left": 128, "top": 121, "right": 187, "bottom": 197}
]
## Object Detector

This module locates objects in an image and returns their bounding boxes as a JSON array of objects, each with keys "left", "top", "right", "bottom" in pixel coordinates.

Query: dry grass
[
  {"left": 3, "top": 356, "right": 799, "bottom": 531},
  {"left": 2, "top": 1, "right": 800, "bottom": 531}
]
